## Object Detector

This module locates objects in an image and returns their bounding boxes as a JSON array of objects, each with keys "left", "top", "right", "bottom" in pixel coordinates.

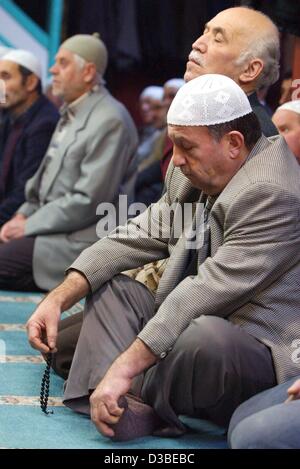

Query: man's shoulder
[
  {"left": 218, "top": 136, "right": 300, "bottom": 207},
  {"left": 91, "top": 88, "right": 131, "bottom": 120},
  {"left": 245, "top": 135, "right": 300, "bottom": 185},
  {"left": 85, "top": 88, "right": 136, "bottom": 135}
]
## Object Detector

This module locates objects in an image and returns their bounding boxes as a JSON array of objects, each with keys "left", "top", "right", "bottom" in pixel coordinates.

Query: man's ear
[
  {"left": 25, "top": 74, "right": 39, "bottom": 93},
  {"left": 239, "top": 58, "right": 264, "bottom": 84},
  {"left": 83, "top": 63, "right": 97, "bottom": 84},
  {"left": 224, "top": 131, "right": 245, "bottom": 159}
]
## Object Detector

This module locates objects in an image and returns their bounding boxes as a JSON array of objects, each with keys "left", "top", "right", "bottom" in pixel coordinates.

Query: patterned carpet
[{"left": 0, "top": 290, "right": 228, "bottom": 449}]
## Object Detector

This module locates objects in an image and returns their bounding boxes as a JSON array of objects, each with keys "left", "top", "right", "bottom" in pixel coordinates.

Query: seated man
[
  {"left": 42, "top": 5, "right": 282, "bottom": 381},
  {"left": 27, "top": 73, "right": 300, "bottom": 441},
  {"left": 229, "top": 377, "right": 300, "bottom": 448},
  {"left": 184, "top": 7, "right": 279, "bottom": 137},
  {"left": 272, "top": 100, "right": 300, "bottom": 163},
  {"left": 0, "top": 49, "right": 59, "bottom": 226},
  {"left": 136, "top": 86, "right": 165, "bottom": 166},
  {"left": 0, "top": 34, "right": 138, "bottom": 292}
]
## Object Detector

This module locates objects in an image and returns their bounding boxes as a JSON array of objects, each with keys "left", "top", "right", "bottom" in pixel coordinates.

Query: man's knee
[
  {"left": 172, "top": 316, "right": 233, "bottom": 363},
  {"left": 229, "top": 413, "right": 273, "bottom": 449}
]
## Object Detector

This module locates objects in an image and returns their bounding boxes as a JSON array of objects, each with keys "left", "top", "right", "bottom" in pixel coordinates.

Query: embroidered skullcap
[
  {"left": 1, "top": 49, "right": 42, "bottom": 79},
  {"left": 167, "top": 74, "right": 252, "bottom": 126}
]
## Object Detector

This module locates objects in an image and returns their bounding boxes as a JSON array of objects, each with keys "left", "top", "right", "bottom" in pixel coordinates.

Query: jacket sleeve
[
  {"left": 69, "top": 185, "right": 174, "bottom": 291},
  {"left": 138, "top": 182, "right": 300, "bottom": 355},
  {"left": 24, "top": 118, "right": 135, "bottom": 236}
]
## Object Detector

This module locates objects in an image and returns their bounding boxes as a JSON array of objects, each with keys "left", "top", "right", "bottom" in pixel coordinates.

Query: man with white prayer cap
[
  {"left": 27, "top": 73, "right": 300, "bottom": 441},
  {"left": 0, "top": 49, "right": 59, "bottom": 227},
  {"left": 139, "top": 85, "right": 164, "bottom": 128},
  {"left": 163, "top": 78, "right": 185, "bottom": 108},
  {"left": 136, "top": 85, "right": 165, "bottom": 165},
  {"left": 272, "top": 100, "right": 300, "bottom": 163}
]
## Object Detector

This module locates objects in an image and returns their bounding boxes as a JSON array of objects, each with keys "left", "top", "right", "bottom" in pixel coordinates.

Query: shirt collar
[{"left": 60, "top": 84, "right": 101, "bottom": 121}]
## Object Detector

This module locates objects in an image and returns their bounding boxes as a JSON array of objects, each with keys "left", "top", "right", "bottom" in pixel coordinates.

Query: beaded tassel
[{"left": 40, "top": 353, "right": 53, "bottom": 415}]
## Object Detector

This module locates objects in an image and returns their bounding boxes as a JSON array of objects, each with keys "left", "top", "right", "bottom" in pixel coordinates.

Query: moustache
[{"left": 188, "top": 50, "right": 203, "bottom": 67}]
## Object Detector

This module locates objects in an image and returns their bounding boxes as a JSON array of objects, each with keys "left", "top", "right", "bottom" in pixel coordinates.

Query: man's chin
[
  {"left": 184, "top": 61, "right": 206, "bottom": 82},
  {"left": 184, "top": 68, "right": 202, "bottom": 83},
  {"left": 51, "top": 87, "right": 63, "bottom": 97}
]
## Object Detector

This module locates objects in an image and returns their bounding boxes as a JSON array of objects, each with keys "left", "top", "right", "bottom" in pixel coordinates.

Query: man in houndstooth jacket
[{"left": 27, "top": 70, "right": 300, "bottom": 441}]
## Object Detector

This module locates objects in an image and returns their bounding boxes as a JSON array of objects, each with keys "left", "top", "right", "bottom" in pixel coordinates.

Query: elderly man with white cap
[
  {"left": 0, "top": 34, "right": 138, "bottom": 292},
  {"left": 0, "top": 49, "right": 59, "bottom": 228},
  {"left": 26, "top": 73, "right": 300, "bottom": 441},
  {"left": 272, "top": 100, "right": 300, "bottom": 164}
]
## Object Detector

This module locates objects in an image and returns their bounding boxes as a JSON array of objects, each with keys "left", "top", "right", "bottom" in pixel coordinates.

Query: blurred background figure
[
  {"left": 272, "top": 100, "right": 300, "bottom": 163},
  {"left": 0, "top": 49, "right": 59, "bottom": 226},
  {"left": 136, "top": 85, "right": 164, "bottom": 166},
  {"left": 278, "top": 70, "right": 293, "bottom": 106},
  {"left": 257, "top": 85, "right": 273, "bottom": 117},
  {"left": 0, "top": 46, "right": 14, "bottom": 126},
  {"left": 135, "top": 78, "right": 185, "bottom": 206},
  {"left": 163, "top": 78, "right": 185, "bottom": 109}
]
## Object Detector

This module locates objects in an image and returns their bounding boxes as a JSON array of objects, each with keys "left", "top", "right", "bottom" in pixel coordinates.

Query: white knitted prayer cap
[
  {"left": 140, "top": 86, "right": 164, "bottom": 101},
  {"left": 1, "top": 49, "right": 42, "bottom": 79},
  {"left": 276, "top": 100, "right": 300, "bottom": 115},
  {"left": 167, "top": 74, "right": 252, "bottom": 126},
  {"left": 164, "top": 78, "right": 185, "bottom": 90}
]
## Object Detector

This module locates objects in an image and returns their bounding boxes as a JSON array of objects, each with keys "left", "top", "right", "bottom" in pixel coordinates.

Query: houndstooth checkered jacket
[{"left": 71, "top": 135, "right": 300, "bottom": 383}]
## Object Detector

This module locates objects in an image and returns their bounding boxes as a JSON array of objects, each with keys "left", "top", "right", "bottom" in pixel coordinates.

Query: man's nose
[
  {"left": 172, "top": 148, "right": 186, "bottom": 167},
  {"left": 49, "top": 64, "right": 58, "bottom": 75},
  {"left": 192, "top": 35, "right": 207, "bottom": 53}
]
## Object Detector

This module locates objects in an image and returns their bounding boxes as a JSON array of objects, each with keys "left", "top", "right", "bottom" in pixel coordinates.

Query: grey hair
[
  {"left": 235, "top": 23, "right": 280, "bottom": 89},
  {"left": 73, "top": 53, "right": 104, "bottom": 85}
]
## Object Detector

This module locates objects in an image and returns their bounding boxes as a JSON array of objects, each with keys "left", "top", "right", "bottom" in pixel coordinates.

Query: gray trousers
[{"left": 58, "top": 274, "right": 276, "bottom": 432}]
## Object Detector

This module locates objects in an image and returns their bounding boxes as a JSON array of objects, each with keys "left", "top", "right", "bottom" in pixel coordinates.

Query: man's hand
[
  {"left": 287, "top": 379, "right": 300, "bottom": 400},
  {"left": 26, "top": 270, "right": 90, "bottom": 353},
  {"left": 90, "top": 362, "right": 131, "bottom": 438},
  {"left": 90, "top": 338, "right": 158, "bottom": 438},
  {"left": 0, "top": 213, "right": 26, "bottom": 243},
  {"left": 26, "top": 297, "right": 62, "bottom": 353}
]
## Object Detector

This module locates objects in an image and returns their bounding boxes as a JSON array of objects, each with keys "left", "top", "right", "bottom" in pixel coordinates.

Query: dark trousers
[
  {"left": 54, "top": 274, "right": 276, "bottom": 430},
  {"left": 0, "top": 236, "right": 42, "bottom": 292}
]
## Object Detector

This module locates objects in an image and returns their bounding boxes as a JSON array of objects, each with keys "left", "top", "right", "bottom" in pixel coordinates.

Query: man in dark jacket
[{"left": 0, "top": 49, "right": 59, "bottom": 226}]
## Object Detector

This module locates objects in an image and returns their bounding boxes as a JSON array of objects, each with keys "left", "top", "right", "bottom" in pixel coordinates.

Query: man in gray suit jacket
[
  {"left": 27, "top": 74, "right": 300, "bottom": 441},
  {"left": 0, "top": 34, "right": 138, "bottom": 291}
]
